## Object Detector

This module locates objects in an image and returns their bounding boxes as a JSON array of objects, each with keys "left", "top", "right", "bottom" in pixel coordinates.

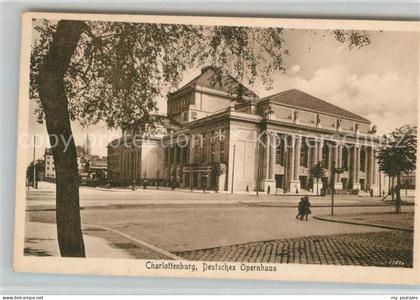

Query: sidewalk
[
  {"left": 27, "top": 181, "right": 415, "bottom": 209},
  {"left": 313, "top": 211, "right": 414, "bottom": 232},
  {"left": 24, "top": 222, "right": 133, "bottom": 258}
]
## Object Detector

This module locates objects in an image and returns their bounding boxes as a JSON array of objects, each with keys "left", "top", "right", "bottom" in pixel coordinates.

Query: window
[
  {"left": 193, "top": 135, "right": 202, "bottom": 163},
  {"left": 342, "top": 147, "right": 348, "bottom": 169},
  {"left": 210, "top": 131, "right": 217, "bottom": 162},
  {"left": 360, "top": 147, "right": 366, "bottom": 172},
  {"left": 182, "top": 145, "right": 188, "bottom": 163},
  {"left": 164, "top": 148, "right": 168, "bottom": 164},
  {"left": 300, "top": 140, "right": 309, "bottom": 167},
  {"left": 276, "top": 137, "right": 284, "bottom": 165},
  {"left": 219, "top": 129, "right": 226, "bottom": 163},
  {"left": 322, "top": 144, "right": 329, "bottom": 168},
  {"left": 202, "top": 135, "right": 207, "bottom": 163},
  {"left": 189, "top": 94, "right": 195, "bottom": 105},
  {"left": 192, "top": 111, "right": 198, "bottom": 120}
]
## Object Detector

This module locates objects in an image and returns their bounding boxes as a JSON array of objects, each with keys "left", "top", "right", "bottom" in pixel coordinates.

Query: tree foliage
[
  {"left": 30, "top": 19, "right": 371, "bottom": 131},
  {"left": 26, "top": 159, "right": 45, "bottom": 184},
  {"left": 377, "top": 125, "right": 417, "bottom": 178},
  {"left": 309, "top": 161, "right": 326, "bottom": 179},
  {"left": 377, "top": 125, "right": 417, "bottom": 212},
  {"left": 29, "top": 18, "right": 371, "bottom": 257},
  {"left": 309, "top": 161, "right": 326, "bottom": 196}
]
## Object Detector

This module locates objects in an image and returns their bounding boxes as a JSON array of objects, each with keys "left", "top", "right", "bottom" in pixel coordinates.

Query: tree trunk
[
  {"left": 316, "top": 177, "right": 319, "bottom": 196},
  {"left": 396, "top": 174, "right": 402, "bottom": 213},
  {"left": 38, "top": 20, "right": 87, "bottom": 257}
]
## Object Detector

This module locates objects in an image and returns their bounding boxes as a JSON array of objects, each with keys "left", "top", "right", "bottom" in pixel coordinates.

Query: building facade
[
  {"left": 108, "top": 66, "right": 390, "bottom": 195},
  {"left": 44, "top": 135, "right": 107, "bottom": 183}
]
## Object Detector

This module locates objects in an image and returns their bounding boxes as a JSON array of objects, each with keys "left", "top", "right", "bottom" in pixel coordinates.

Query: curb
[
  {"left": 312, "top": 216, "right": 414, "bottom": 232},
  {"left": 240, "top": 202, "right": 414, "bottom": 208},
  {"left": 83, "top": 224, "right": 184, "bottom": 260}
]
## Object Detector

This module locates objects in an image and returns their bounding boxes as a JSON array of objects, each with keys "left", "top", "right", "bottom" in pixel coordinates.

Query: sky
[{"left": 26, "top": 25, "right": 419, "bottom": 164}]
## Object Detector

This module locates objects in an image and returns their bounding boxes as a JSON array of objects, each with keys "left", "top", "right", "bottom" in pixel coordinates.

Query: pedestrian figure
[
  {"left": 296, "top": 197, "right": 305, "bottom": 220},
  {"left": 267, "top": 185, "right": 271, "bottom": 195},
  {"left": 143, "top": 179, "right": 148, "bottom": 190},
  {"left": 302, "top": 196, "right": 311, "bottom": 221},
  {"left": 246, "top": 185, "right": 249, "bottom": 193}
]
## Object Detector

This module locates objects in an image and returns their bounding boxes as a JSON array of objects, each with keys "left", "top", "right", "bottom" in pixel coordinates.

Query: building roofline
[{"left": 259, "top": 89, "right": 371, "bottom": 124}]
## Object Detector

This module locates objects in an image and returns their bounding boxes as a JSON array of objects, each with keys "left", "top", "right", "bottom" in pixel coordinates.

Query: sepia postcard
[{"left": 13, "top": 12, "right": 420, "bottom": 285}]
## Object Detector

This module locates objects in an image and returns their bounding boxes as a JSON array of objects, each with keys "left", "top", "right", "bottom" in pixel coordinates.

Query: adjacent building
[
  {"left": 44, "top": 146, "right": 87, "bottom": 180},
  {"left": 107, "top": 66, "right": 390, "bottom": 195},
  {"left": 44, "top": 135, "right": 108, "bottom": 184}
]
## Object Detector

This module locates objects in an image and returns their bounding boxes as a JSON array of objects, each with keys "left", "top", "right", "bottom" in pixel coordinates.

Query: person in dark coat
[
  {"left": 302, "top": 196, "right": 312, "bottom": 221},
  {"left": 296, "top": 197, "right": 305, "bottom": 220}
]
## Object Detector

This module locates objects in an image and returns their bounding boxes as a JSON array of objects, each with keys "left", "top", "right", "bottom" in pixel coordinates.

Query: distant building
[
  {"left": 44, "top": 146, "right": 86, "bottom": 180},
  {"left": 107, "top": 66, "right": 389, "bottom": 194},
  {"left": 44, "top": 148, "right": 55, "bottom": 179},
  {"left": 44, "top": 135, "right": 108, "bottom": 185},
  {"left": 80, "top": 155, "right": 108, "bottom": 185}
]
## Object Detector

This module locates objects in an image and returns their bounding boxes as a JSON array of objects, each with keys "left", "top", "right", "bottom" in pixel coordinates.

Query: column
[
  {"left": 328, "top": 143, "right": 334, "bottom": 179},
  {"left": 372, "top": 149, "right": 377, "bottom": 185},
  {"left": 352, "top": 145, "right": 361, "bottom": 190},
  {"left": 370, "top": 147, "right": 378, "bottom": 195},
  {"left": 312, "top": 139, "right": 318, "bottom": 165},
  {"left": 189, "top": 137, "right": 194, "bottom": 189},
  {"left": 287, "top": 135, "right": 301, "bottom": 194},
  {"left": 173, "top": 145, "right": 177, "bottom": 165},
  {"left": 367, "top": 147, "right": 374, "bottom": 188},
  {"left": 173, "top": 145, "right": 178, "bottom": 186},
  {"left": 356, "top": 146, "right": 360, "bottom": 186},
  {"left": 311, "top": 139, "right": 323, "bottom": 195},
  {"left": 269, "top": 133, "right": 276, "bottom": 180},
  {"left": 167, "top": 146, "right": 172, "bottom": 180},
  {"left": 335, "top": 143, "right": 343, "bottom": 190},
  {"left": 288, "top": 136, "right": 295, "bottom": 189},
  {"left": 262, "top": 132, "right": 276, "bottom": 192},
  {"left": 179, "top": 146, "right": 184, "bottom": 187},
  {"left": 294, "top": 136, "right": 301, "bottom": 181},
  {"left": 188, "top": 136, "right": 194, "bottom": 163},
  {"left": 317, "top": 139, "right": 323, "bottom": 163},
  {"left": 265, "top": 133, "right": 270, "bottom": 179}
]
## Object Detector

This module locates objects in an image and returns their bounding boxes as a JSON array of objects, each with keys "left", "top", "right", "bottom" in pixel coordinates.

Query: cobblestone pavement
[{"left": 174, "top": 231, "right": 413, "bottom": 268}]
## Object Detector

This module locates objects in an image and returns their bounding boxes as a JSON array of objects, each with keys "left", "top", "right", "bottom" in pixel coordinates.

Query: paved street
[
  {"left": 175, "top": 231, "right": 413, "bottom": 267},
  {"left": 25, "top": 182, "right": 415, "bottom": 267}
]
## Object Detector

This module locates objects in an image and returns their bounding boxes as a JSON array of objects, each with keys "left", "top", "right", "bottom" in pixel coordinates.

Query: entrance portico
[{"left": 260, "top": 129, "right": 380, "bottom": 195}]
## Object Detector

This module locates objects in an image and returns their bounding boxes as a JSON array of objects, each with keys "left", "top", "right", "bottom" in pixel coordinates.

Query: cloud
[{"left": 288, "top": 64, "right": 300, "bottom": 75}]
